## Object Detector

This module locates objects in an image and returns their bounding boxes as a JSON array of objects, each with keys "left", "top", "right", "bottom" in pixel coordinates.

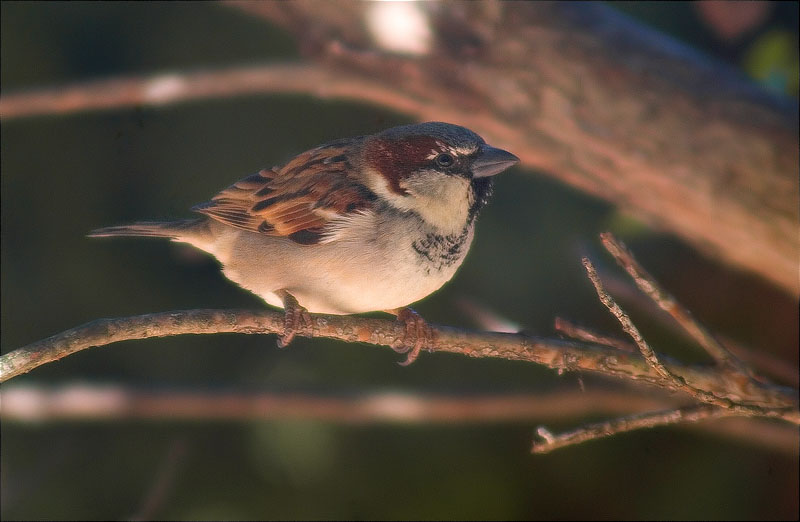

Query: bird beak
[{"left": 472, "top": 144, "right": 520, "bottom": 178}]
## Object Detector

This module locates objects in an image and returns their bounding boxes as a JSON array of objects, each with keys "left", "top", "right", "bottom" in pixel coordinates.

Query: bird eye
[{"left": 435, "top": 153, "right": 455, "bottom": 168}]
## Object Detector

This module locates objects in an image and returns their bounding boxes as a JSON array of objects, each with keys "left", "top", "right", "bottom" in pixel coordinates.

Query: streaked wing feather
[{"left": 192, "top": 139, "right": 375, "bottom": 244}]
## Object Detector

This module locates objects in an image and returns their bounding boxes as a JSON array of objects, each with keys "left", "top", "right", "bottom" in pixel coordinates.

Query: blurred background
[{"left": 2, "top": 1, "right": 797, "bottom": 519}]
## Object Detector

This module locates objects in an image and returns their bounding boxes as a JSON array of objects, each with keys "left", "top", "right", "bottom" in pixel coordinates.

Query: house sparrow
[{"left": 89, "top": 122, "right": 519, "bottom": 364}]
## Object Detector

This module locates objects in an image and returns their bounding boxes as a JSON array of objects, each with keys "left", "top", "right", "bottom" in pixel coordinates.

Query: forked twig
[
  {"left": 554, "top": 317, "right": 636, "bottom": 353},
  {"left": 599, "top": 232, "right": 748, "bottom": 373},
  {"left": 531, "top": 234, "right": 797, "bottom": 453},
  {"left": 582, "top": 257, "right": 785, "bottom": 417}
]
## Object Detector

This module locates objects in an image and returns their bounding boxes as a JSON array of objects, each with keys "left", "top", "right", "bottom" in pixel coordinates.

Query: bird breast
[{"left": 204, "top": 210, "right": 475, "bottom": 314}]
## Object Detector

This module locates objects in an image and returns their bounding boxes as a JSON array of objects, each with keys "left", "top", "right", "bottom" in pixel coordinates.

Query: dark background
[{"left": 2, "top": 2, "right": 797, "bottom": 520}]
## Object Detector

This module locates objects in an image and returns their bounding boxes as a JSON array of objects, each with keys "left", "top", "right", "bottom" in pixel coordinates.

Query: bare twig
[
  {"left": 554, "top": 317, "right": 636, "bottom": 353},
  {"left": 525, "top": 235, "right": 797, "bottom": 454},
  {"left": 582, "top": 257, "right": 790, "bottom": 421},
  {"left": 532, "top": 405, "right": 730, "bottom": 454},
  {"left": 599, "top": 232, "right": 747, "bottom": 372},
  {"left": 584, "top": 258, "right": 712, "bottom": 389}
]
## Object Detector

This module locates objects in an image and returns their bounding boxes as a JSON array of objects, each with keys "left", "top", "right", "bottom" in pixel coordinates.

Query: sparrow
[{"left": 89, "top": 122, "right": 519, "bottom": 364}]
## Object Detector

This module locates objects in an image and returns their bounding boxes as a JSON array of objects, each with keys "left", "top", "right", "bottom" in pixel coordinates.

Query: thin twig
[
  {"left": 554, "top": 317, "right": 636, "bottom": 352},
  {"left": 529, "top": 241, "right": 798, "bottom": 455},
  {"left": 599, "top": 232, "right": 747, "bottom": 373},
  {"left": 583, "top": 258, "right": 710, "bottom": 388},
  {"left": 532, "top": 405, "right": 731, "bottom": 454},
  {"left": 582, "top": 257, "right": 789, "bottom": 419}
]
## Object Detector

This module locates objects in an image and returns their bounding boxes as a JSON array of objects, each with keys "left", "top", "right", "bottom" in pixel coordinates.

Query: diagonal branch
[
  {"left": 0, "top": 63, "right": 429, "bottom": 120},
  {"left": 225, "top": 0, "right": 800, "bottom": 295},
  {"left": 582, "top": 257, "right": 784, "bottom": 419},
  {"left": 2, "top": 3, "right": 796, "bottom": 294},
  {"left": 599, "top": 232, "right": 747, "bottom": 372},
  {"left": 528, "top": 232, "right": 798, "bottom": 453}
]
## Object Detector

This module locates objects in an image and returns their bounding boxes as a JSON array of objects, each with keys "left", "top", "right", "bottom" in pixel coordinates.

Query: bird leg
[
  {"left": 276, "top": 289, "right": 312, "bottom": 348},
  {"left": 385, "top": 307, "right": 435, "bottom": 366}
]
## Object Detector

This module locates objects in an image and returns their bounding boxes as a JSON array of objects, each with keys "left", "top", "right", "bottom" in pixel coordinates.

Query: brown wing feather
[{"left": 192, "top": 139, "right": 376, "bottom": 244}]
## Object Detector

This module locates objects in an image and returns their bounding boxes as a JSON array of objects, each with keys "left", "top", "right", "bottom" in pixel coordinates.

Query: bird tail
[{"left": 87, "top": 219, "right": 206, "bottom": 239}]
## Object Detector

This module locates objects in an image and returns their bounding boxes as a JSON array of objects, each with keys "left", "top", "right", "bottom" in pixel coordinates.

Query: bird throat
[{"left": 410, "top": 225, "right": 472, "bottom": 273}]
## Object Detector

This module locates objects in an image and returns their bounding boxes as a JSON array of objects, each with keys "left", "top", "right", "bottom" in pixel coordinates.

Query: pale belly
[{"left": 204, "top": 222, "right": 473, "bottom": 314}]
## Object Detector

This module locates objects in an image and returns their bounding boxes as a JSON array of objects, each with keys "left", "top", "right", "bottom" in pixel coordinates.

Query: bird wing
[{"left": 192, "top": 139, "right": 375, "bottom": 245}]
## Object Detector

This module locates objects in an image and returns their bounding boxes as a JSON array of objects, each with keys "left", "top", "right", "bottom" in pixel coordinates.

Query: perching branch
[
  {"left": 2, "top": 308, "right": 797, "bottom": 426},
  {"left": 0, "top": 308, "right": 769, "bottom": 397},
  {"left": 1, "top": 232, "right": 797, "bottom": 453}
]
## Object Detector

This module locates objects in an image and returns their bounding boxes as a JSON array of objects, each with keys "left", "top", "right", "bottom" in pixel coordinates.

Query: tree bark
[{"left": 229, "top": 0, "right": 799, "bottom": 295}]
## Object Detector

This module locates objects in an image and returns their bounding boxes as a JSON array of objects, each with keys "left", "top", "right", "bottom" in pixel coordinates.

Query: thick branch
[
  {"left": 0, "top": 64, "right": 421, "bottom": 119},
  {"left": 1, "top": 309, "right": 797, "bottom": 423},
  {"left": 2, "top": 3, "right": 796, "bottom": 292},
  {"left": 229, "top": 1, "right": 799, "bottom": 295}
]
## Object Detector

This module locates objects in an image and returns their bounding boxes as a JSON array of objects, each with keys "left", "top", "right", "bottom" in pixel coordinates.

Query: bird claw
[
  {"left": 277, "top": 290, "right": 312, "bottom": 348},
  {"left": 390, "top": 308, "right": 434, "bottom": 365}
]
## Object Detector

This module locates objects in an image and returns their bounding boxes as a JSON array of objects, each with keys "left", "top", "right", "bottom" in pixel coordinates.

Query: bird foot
[
  {"left": 277, "top": 290, "right": 312, "bottom": 348},
  {"left": 387, "top": 307, "right": 434, "bottom": 366}
]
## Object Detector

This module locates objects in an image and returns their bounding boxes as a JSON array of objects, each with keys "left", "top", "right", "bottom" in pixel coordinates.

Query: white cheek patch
[
  {"left": 404, "top": 171, "right": 472, "bottom": 234},
  {"left": 360, "top": 165, "right": 474, "bottom": 235},
  {"left": 363, "top": 167, "right": 416, "bottom": 212}
]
